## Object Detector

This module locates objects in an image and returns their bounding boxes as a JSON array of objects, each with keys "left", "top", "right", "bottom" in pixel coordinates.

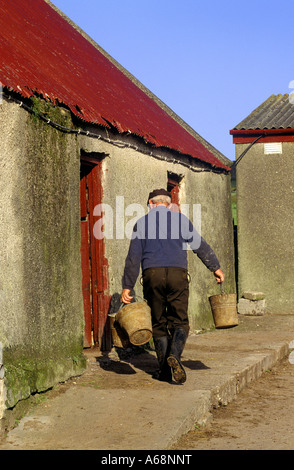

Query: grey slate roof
[{"left": 233, "top": 94, "right": 294, "bottom": 130}]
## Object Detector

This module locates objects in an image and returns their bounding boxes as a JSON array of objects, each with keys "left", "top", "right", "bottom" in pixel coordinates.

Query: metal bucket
[
  {"left": 116, "top": 301, "right": 152, "bottom": 346},
  {"left": 108, "top": 313, "right": 131, "bottom": 348},
  {"left": 209, "top": 287, "right": 238, "bottom": 329}
]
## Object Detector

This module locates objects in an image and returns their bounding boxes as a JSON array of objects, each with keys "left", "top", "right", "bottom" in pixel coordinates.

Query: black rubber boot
[
  {"left": 167, "top": 327, "right": 188, "bottom": 384},
  {"left": 152, "top": 336, "right": 172, "bottom": 382}
]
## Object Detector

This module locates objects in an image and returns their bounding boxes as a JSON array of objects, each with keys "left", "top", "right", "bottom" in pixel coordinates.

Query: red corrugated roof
[{"left": 0, "top": 0, "right": 229, "bottom": 170}]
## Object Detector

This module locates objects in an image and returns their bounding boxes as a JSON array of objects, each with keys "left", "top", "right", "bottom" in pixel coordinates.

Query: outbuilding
[
  {"left": 0, "top": 0, "right": 235, "bottom": 421},
  {"left": 230, "top": 93, "right": 294, "bottom": 314}
]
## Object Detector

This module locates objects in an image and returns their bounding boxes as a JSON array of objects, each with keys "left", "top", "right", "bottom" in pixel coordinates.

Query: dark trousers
[{"left": 142, "top": 267, "right": 190, "bottom": 339}]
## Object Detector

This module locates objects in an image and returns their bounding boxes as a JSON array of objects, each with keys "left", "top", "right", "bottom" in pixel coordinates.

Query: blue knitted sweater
[{"left": 122, "top": 206, "right": 220, "bottom": 289}]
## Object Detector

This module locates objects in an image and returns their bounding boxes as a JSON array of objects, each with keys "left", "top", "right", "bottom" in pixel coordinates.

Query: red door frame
[
  {"left": 167, "top": 173, "right": 181, "bottom": 211},
  {"left": 80, "top": 156, "right": 110, "bottom": 348}
]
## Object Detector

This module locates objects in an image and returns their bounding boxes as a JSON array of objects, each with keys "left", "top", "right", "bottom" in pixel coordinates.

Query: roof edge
[
  {"left": 45, "top": 1, "right": 230, "bottom": 170},
  {"left": 230, "top": 127, "right": 294, "bottom": 136}
]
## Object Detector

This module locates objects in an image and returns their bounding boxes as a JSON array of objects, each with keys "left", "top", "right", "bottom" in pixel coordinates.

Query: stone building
[
  {"left": 230, "top": 93, "right": 294, "bottom": 314},
  {"left": 0, "top": 0, "right": 234, "bottom": 421}
]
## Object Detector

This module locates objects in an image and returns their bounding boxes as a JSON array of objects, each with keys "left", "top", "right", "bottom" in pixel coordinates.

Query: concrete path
[{"left": 0, "top": 314, "right": 293, "bottom": 450}]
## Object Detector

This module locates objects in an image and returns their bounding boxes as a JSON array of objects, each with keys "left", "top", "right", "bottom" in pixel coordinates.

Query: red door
[
  {"left": 80, "top": 157, "right": 110, "bottom": 348},
  {"left": 80, "top": 171, "right": 92, "bottom": 347}
]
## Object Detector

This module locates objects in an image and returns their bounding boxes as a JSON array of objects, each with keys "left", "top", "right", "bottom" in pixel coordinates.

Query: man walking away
[{"left": 121, "top": 189, "right": 224, "bottom": 384}]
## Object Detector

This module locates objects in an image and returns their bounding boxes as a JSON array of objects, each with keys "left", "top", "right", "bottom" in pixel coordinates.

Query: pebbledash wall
[
  {"left": 0, "top": 95, "right": 235, "bottom": 424},
  {"left": 80, "top": 125, "right": 235, "bottom": 332},
  {"left": 235, "top": 141, "right": 294, "bottom": 314},
  {"left": 0, "top": 97, "right": 86, "bottom": 424}
]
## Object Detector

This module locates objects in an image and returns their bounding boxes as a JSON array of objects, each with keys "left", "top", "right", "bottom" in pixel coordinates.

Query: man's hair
[
  {"left": 150, "top": 194, "right": 171, "bottom": 205},
  {"left": 148, "top": 188, "right": 172, "bottom": 206}
]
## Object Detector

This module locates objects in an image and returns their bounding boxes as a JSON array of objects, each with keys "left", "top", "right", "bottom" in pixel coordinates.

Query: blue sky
[{"left": 52, "top": 0, "right": 294, "bottom": 161}]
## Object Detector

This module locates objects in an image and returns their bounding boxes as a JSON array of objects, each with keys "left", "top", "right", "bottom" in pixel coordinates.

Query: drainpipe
[{"left": 231, "top": 134, "right": 264, "bottom": 168}]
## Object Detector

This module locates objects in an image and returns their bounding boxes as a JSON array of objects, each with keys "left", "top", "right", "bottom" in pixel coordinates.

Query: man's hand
[
  {"left": 214, "top": 268, "right": 225, "bottom": 284},
  {"left": 120, "top": 288, "right": 133, "bottom": 304}
]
